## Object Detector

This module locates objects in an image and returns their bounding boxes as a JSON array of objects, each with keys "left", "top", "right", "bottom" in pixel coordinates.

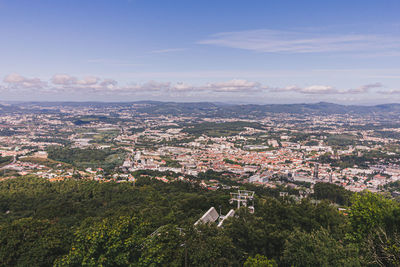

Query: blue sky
[{"left": 0, "top": 0, "right": 400, "bottom": 104}]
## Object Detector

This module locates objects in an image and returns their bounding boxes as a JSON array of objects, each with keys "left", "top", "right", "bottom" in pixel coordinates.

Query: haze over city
[{"left": 1, "top": 0, "right": 400, "bottom": 104}]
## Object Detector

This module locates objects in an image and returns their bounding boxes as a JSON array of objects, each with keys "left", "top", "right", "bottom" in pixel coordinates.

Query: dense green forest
[
  {"left": 1, "top": 175, "right": 400, "bottom": 266},
  {"left": 71, "top": 115, "right": 127, "bottom": 125},
  {"left": 182, "top": 121, "right": 264, "bottom": 137},
  {"left": 160, "top": 156, "right": 182, "bottom": 168},
  {"left": 318, "top": 150, "right": 400, "bottom": 169},
  {"left": 46, "top": 147, "right": 126, "bottom": 172}
]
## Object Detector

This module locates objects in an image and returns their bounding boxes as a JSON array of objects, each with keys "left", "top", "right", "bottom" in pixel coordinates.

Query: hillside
[
  {"left": 1, "top": 174, "right": 400, "bottom": 266},
  {"left": 7, "top": 101, "right": 400, "bottom": 118}
]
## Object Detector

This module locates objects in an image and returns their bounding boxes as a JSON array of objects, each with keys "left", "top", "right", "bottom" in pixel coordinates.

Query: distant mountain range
[
  {"left": 2, "top": 101, "right": 400, "bottom": 117},
  {"left": 123, "top": 101, "right": 400, "bottom": 117}
]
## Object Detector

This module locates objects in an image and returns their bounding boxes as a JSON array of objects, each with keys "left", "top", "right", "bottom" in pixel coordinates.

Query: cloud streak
[
  {"left": 199, "top": 29, "right": 400, "bottom": 54},
  {"left": 270, "top": 83, "right": 383, "bottom": 94},
  {"left": 201, "top": 79, "right": 267, "bottom": 92},
  {"left": 380, "top": 89, "right": 400, "bottom": 95},
  {"left": 150, "top": 48, "right": 186, "bottom": 54}
]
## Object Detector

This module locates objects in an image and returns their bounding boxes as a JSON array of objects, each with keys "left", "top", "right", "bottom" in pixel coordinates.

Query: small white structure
[
  {"left": 194, "top": 207, "right": 219, "bottom": 226},
  {"left": 195, "top": 190, "right": 256, "bottom": 227},
  {"left": 194, "top": 207, "right": 236, "bottom": 228},
  {"left": 217, "top": 209, "right": 235, "bottom": 227}
]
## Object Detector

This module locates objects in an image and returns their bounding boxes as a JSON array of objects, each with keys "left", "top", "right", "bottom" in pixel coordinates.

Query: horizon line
[{"left": 1, "top": 100, "right": 400, "bottom": 107}]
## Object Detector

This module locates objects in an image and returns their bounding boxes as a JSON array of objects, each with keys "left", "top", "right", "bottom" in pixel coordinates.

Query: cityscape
[
  {"left": 2, "top": 101, "right": 400, "bottom": 194},
  {"left": 1, "top": 0, "right": 400, "bottom": 266}
]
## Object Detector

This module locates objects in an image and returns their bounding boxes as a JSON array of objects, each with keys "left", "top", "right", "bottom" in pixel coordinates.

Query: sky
[{"left": 0, "top": 0, "right": 400, "bottom": 104}]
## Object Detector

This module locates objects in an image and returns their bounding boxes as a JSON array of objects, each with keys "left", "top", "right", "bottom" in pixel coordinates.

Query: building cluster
[{"left": 1, "top": 103, "right": 400, "bottom": 193}]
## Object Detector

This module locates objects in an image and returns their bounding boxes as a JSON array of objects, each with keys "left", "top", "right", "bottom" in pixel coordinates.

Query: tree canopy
[{"left": 0, "top": 176, "right": 400, "bottom": 266}]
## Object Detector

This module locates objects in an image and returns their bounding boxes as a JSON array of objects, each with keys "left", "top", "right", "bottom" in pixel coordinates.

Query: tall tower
[
  {"left": 230, "top": 190, "right": 255, "bottom": 213},
  {"left": 313, "top": 163, "right": 319, "bottom": 179}
]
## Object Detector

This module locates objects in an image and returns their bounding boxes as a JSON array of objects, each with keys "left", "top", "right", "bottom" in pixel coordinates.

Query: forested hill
[
  {"left": 1, "top": 175, "right": 400, "bottom": 266},
  {"left": 133, "top": 101, "right": 400, "bottom": 117},
  {"left": 7, "top": 101, "right": 400, "bottom": 117}
]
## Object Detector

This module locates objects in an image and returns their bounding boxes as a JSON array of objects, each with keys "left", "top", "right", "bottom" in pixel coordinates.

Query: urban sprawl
[{"left": 1, "top": 102, "right": 400, "bottom": 196}]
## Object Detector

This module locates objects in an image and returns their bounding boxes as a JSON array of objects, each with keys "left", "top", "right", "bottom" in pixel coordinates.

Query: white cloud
[
  {"left": 167, "top": 79, "right": 266, "bottom": 93},
  {"left": 76, "top": 76, "right": 100, "bottom": 86},
  {"left": 122, "top": 81, "right": 171, "bottom": 92},
  {"left": 117, "top": 80, "right": 265, "bottom": 94},
  {"left": 202, "top": 79, "right": 266, "bottom": 92},
  {"left": 270, "top": 85, "right": 337, "bottom": 94},
  {"left": 379, "top": 89, "right": 400, "bottom": 95},
  {"left": 50, "top": 74, "right": 117, "bottom": 92},
  {"left": 51, "top": 74, "right": 77, "bottom": 85},
  {"left": 99, "top": 79, "right": 118, "bottom": 89},
  {"left": 199, "top": 29, "right": 399, "bottom": 54},
  {"left": 0, "top": 73, "right": 385, "bottom": 97},
  {"left": 270, "top": 83, "right": 383, "bottom": 94},
  {"left": 347, "top": 82, "right": 383, "bottom": 93},
  {"left": 3, "top": 73, "right": 47, "bottom": 90},
  {"left": 4, "top": 73, "right": 26, "bottom": 83},
  {"left": 171, "top": 82, "right": 194, "bottom": 92},
  {"left": 300, "top": 85, "right": 336, "bottom": 94}
]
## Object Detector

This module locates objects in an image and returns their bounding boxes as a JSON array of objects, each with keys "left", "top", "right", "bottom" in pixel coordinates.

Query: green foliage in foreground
[
  {"left": 55, "top": 216, "right": 150, "bottom": 266},
  {"left": 244, "top": 255, "right": 277, "bottom": 267},
  {"left": 282, "top": 229, "right": 361, "bottom": 267},
  {"left": 1, "top": 176, "right": 400, "bottom": 266}
]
